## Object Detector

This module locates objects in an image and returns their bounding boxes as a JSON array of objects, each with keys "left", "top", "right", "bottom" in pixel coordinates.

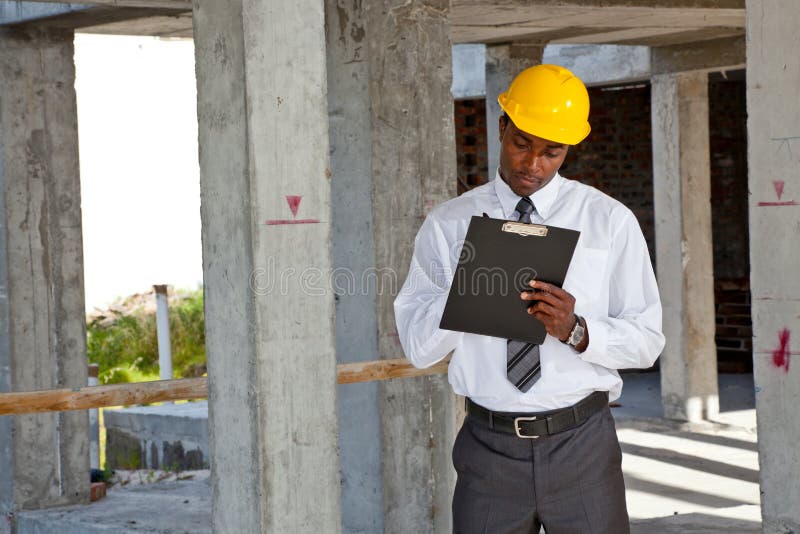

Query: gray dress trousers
[{"left": 452, "top": 404, "right": 630, "bottom": 534}]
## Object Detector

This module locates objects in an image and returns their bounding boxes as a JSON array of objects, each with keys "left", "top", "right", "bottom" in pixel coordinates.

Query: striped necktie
[{"left": 507, "top": 197, "right": 541, "bottom": 392}]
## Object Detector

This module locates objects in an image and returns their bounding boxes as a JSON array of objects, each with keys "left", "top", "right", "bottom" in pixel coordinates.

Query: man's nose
[{"left": 523, "top": 152, "right": 542, "bottom": 174}]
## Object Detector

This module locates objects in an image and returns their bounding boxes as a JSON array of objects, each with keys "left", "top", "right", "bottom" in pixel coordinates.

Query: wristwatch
[{"left": 564, "top": 315, "right": 586, "bottom": 348}]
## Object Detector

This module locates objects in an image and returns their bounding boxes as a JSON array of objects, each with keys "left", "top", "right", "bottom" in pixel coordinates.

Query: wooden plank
[
  {"left": 0, "top": 377, "right": 208, "bottom": 416},
  {"left": 0, "top": 357, "right": 450, "bottom": 415},
  {"left": 337, "top": 357, "right": 451, "bottom": 384}
]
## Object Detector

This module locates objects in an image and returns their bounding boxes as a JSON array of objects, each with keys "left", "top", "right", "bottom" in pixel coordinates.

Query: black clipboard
[{"left": 439, "top": 215, "right": 580, "bottom": 344}]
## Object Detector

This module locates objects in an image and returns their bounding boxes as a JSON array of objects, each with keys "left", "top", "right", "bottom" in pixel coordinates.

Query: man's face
[{"left": 498, "top": 117, "right": 569, "bottom": 197}]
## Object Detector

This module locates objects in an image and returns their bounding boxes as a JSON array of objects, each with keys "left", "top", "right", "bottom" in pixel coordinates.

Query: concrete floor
[
  {"left": 617, "top": 373, "right": 760, "bottom": 533},
  {"left": 15, "top": 372, "right": 760, "bottom": 533}
]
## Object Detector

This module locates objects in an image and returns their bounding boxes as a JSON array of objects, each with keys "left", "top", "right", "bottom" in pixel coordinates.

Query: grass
[{"left": 87, "top": 288, "right": 206, "bottom": 384}]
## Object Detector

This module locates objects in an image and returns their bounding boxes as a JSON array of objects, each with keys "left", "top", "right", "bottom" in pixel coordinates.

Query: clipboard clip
[{"left": 502, "top": 222, "right": 548, "bottom": 237}]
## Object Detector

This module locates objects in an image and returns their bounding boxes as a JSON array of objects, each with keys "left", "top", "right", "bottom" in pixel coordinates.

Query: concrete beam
[
  {"left": 192, "top": 0, "right": 341, "bottom": 532},
  {"left": 452, "top": 44, "right": 487, "bottom": 99},
  {"left": 651, "top": 71, "right": 719, "bottom": 422},
  {"left": 3, "top": 5, "right": 188, "bottom": 30},
  {"left": 0, "top": 2, "right": 90, "bottom": 25},
  {"left": 0, "top": 26, "right": 89, "bottom": 519},
  {"left": 77, "top": 13, "right": 192, "bottom": 37},
  {"left": 545, "top": 44, "right": 650, "bottom": 86},
  {"left": 365, "top": 1, "right": 458, "bottom": 531},
  {"left": 745, "top": 1, "right": 800, "bottom": 531},
  {"left": 651, "top": 35, "right": 745, "bottom": 75},
  {"left": 486, "top": 41, "right": 545, "bottom": 178},
  {"left": 454, "top": 0, "right": 743, "bottom": 8},
  {"left": 10, "top": 0, "right": 189, "bottom": 8},
  {"left": 449, "top": 1, "right": 744, "bottom": 46}
]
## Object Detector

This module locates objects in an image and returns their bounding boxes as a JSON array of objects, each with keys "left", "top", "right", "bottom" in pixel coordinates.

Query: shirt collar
[{"left": 493, "top": 169, "right": 563, "bottom": 220}]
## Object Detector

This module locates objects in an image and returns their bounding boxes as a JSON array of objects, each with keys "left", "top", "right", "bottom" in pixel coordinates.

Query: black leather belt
[{"left": 466, "top": 391, "right": 609, "bottom": 439}]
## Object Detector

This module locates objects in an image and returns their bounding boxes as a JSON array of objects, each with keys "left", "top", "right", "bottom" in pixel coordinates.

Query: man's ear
[{"left": 498, "top": 116, "right": 507, "bottom": 143}]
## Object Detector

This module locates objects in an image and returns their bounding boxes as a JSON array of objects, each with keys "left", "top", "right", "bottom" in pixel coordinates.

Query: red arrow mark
[
  {"left": 286, "top": 195, "right": 302, "bottom": 217},
  {"left": 265, "top": 194, "right": 320, "bottom": 225},
  {"left": 758, "top": 180, "right": 797, "bottom": 207},
  {"left": 773, "top": 180, "right": 785, "bottom": 200}
]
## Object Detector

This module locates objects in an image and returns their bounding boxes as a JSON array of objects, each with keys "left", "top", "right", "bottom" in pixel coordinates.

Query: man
[{"left": 394, "top": 64, "right": 665, "bottom": 533}]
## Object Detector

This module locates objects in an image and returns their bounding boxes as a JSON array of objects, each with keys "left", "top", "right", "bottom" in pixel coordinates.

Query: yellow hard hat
[{"left": 498, "top": 64, "right": 591, "bottom": 145}]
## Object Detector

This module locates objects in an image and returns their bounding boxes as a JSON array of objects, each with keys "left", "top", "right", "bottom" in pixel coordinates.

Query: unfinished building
[{"left": 0, "top": 0, "right": 797, "bottom": 533}]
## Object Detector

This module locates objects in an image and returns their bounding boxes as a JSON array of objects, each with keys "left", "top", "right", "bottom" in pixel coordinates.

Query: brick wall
[
  {"left": 710, "top": 80, "right": 751, "bottom": 372},
  {"left": 561, "top": 84, "right": 655, "bottom": 265},
  {"left": 454, "top": 98, "right": 489, "bottom": 195},
  {"left": 715, "top": 278, "right": 753, "bottom": 372}
]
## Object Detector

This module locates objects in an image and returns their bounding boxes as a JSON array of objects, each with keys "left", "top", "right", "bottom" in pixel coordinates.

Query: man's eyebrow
[{"left": 546, "top": 144, "right": 566, "bottom": 150}]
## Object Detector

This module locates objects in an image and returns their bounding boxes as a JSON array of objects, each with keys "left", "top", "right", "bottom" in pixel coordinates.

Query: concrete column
[
  {"left": 651, "top": 71, "right": 718, "bottom": 422},
  {"left": 0, "top": 27, "right": 89, "bottom": 522},
  {"left": 192, "top": 2, "right": 341, "bottom": 532},
  {"left": 485, "top": 42, "right": 546, "bottom": 178},
  {"left": 746, "top": 1, "right": 800, "bottom": 531},
  {"left": 325, "top": 1, "right": 384, "bottom": 532},
  {"left": 366, "top": 1, "right": 458, "bottom": 532}
]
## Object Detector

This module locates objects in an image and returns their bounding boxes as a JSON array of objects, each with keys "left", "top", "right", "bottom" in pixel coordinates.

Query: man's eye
[
  {"left": 515, "top": 142, "right": 527, "bottom": 149},
  {"left": 545, "top": 152, "right": 559, "bottom": 158}
]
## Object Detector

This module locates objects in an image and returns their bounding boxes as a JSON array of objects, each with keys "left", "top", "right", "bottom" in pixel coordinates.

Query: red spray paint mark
[
  {"left": 758, "top": 180, "right": 797, "bottom": 206},
  {"left": 757, "top": 201, "right": 799, "bottom": 206},
  {"left": 774, "top": 180, "right": 785, "bottom": 200},
  {"left": 266, "top": 219, "right": 320, "bottom": 225},
  {"left": 286, "top": 195, "right": 302, "bottom": 217},
  {"left": 265, "top": 194, "right": 320, "bottom": 225},
  {"left": 772, "top": 328, "right": 791, "bottom": 372}
]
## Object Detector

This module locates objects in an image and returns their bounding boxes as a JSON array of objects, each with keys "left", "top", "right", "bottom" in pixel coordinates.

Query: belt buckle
[{"left": 513, "top": 416, "right": 540, "bottom": 439}]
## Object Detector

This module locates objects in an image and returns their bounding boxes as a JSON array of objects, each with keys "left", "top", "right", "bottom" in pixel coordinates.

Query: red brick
[{"left": 91, "top": 482, "right": 107, "bottom": 502}]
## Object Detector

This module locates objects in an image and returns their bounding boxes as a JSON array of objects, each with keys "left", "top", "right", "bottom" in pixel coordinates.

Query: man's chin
[{"left": 510, "top": 180, "right": 538, "bottom": 197}]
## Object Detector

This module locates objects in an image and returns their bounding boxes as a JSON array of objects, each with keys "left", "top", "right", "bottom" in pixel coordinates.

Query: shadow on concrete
[
  {"left": 671, "top": 430, "right": 758, "bottom": 453},
  {"left": 624, "top": 474, "right": 753, "bottom": 509},
  {"left": 621, "top": 442, "right": 760, "bottom": 484},
  {"left": 630, "top": 510, "right": 761, "bottom": 533}
]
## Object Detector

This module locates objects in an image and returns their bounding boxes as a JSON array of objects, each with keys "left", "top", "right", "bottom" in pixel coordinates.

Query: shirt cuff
[
  {"left": 417, "top": 292, "right": 461, "bottom": 361},
  {"left": 578, "top": 317, "right": 609, "bottom": 365}
]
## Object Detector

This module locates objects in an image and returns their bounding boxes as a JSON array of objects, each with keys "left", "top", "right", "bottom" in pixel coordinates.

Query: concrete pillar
[
  {"left": 192, "top": 2, "right": 341, "bottom": 532},
  {"left": 0, "top": 27, "right": 90, "bottom": 523},
  {"left": 651, "top": 71, "right": 719, "bottom": 422},
  {"left": 485, "top": 42, "right": 545, "bottom": 178},
  {"left": 746, "top": 1, "right": 800, "bottom": 531},
  {"left": 366, "top": 1, "right": 458, "bottom": 531},
  {"left": 325, "top": 1, "right": 384, "bottom": 532}
]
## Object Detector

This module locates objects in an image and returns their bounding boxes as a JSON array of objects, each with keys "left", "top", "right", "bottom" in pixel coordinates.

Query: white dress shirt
[{"left": 394, "top": 171, "right": 665, "bottom": 412}]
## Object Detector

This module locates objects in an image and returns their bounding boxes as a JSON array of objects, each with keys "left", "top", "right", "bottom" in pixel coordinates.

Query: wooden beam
[
  {"left": 0, "top": 377, "right": 208, "bottom": 416},
  {"left": 0, "top": 357, "right": 450, "bottom": 415},
  {"left": 337, "top": 357, "right": 450, "bottom": 384}
]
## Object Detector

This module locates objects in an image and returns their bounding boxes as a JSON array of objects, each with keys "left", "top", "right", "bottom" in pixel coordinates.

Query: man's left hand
[{"left": 520, "top": 280, "right": 576, "bottom": 341}]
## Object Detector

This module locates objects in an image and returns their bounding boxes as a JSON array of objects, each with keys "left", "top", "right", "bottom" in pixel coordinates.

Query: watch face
[{"left": 569, "top": 317, "right": 585, "bottom": 346}]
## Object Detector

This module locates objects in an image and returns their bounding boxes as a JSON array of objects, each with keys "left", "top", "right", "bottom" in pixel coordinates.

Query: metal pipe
[
  {"left": 153, "top": 284, "right": 173, "bottom": 383},
  {"left": 88, "top": 363, "right": 100, "bottom": 469}
]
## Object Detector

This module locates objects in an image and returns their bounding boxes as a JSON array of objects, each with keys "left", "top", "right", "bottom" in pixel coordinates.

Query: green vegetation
[{"left": 87, "top": 289, "right": 206, "bottom": 384}]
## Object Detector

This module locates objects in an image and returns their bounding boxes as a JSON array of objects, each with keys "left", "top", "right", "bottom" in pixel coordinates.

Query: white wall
[{"left": 74, "top": 34, "right": 202, "bottom": 312}]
